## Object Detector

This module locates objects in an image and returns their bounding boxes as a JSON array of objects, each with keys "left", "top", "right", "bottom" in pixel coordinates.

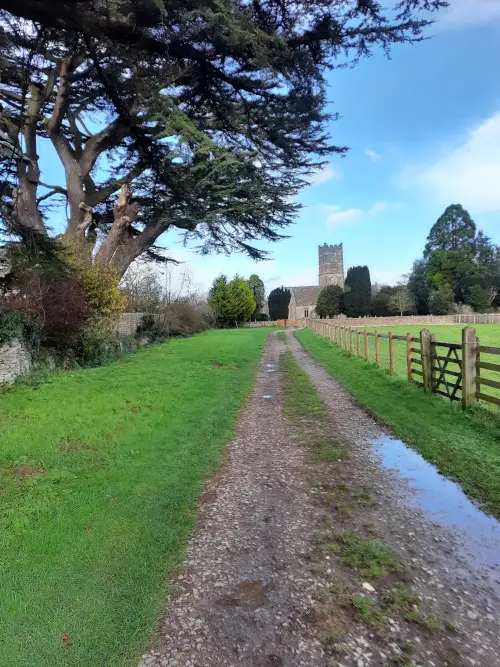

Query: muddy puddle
[{"left": 371, "top": 435, "right": 500, "bottom": 590}]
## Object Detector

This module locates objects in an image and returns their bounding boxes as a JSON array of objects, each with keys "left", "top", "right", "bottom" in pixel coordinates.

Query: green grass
[
  {"left": 281, "top": 351, "right": 328, "bottom": 422},
  {"left": 0, "top": 329, "right": 269, "bottom": 667},
  {"left": 336, "top": 532, "right": 398, "bottom": 577},
  {"left": 351, "top": 323, "right": 500, "bottom": 406},
  {"left": 280, "top": 351, "right": 348, "bottom": 465},
  {"left": 295, "top": 329, "right": 500, "bottom": 518}
]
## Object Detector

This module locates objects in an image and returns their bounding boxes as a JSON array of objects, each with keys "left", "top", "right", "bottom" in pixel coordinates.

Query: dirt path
[{"left": 139, "top": 331, "right": 500, "bottom": 667}]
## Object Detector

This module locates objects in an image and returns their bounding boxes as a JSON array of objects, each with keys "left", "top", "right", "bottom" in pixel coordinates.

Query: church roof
[{"left": 290, "top": 286, "right": 322, "bottom": 306}]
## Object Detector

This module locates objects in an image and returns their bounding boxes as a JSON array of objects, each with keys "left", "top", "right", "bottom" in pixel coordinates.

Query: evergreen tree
[
  {"left": 316, "top": 285, "right": 344, "bottom": 319},
  {"left": 371, "top": 285, "right": 399, "bottom": 317},
  {"left": 407, "top": 259, "right": 430, "bottom": 315},
  {"left": 424, "top": 205, "right": 476, "bottom": 257},
  {"left": 0, "top": 1, "right": 446, "bottom": 275},
  {"left": 208, "top": 275, "right": 255, "bottom": 326},
  {"left": 344, "top": 266, "right": 371, "bottom": 317},
  {"left": 248, "top": 275, "right": 266, "bottom": 320},
  {"left": 467, "top": 285, "right": 491, "bottom": 313},
  {"left": 268, "top": 287, "right": 291, "bottom": 320},
  {"left": 423, "top": 205, "right": 500, "bottom": 304},
  {"left": 428, "top": 284, "right": 454, "bottom": 315}
]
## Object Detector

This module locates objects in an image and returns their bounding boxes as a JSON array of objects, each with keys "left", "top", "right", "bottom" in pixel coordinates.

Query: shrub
[
  {"left": 67, "top": 253, "right": 124, "bottom": 319},
  {"left": 71, "top": 319, "right": 138, "bottom": 367},
  {"left": 138, "top": 301, "right": 211, "bottom": 341},
  {"left": 164, "top": 300, "right": 206, "bottom": 336},
  {"left": 0, "top": 310, "right": 39, "bottom": 347},
  {"left": 3, "top": 271, "right": 90, "bottom": 349},
  {"left": 136, "top": 314, "right": 168, "bottom": 342},
  {"left": 257, "top": 313, "right": 269, "bottom": 321}
]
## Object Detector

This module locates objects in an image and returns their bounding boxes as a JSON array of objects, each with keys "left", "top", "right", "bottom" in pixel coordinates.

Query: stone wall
[{"left": 0, "top": 339, "right": 31, "bottom": 383}]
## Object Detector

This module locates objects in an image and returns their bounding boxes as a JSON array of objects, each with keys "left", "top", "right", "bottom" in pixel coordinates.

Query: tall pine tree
[
  {"left": 344, "top": 266, "right": 371, "bottom": 317},
  {"left": 424, "top": 204, "right": 476, "bottom": 256}
]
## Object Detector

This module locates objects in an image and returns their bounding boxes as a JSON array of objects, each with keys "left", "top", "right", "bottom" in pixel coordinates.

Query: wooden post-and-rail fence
[{"left": 305, "top": 319, "right": 500, "bottom": 410}]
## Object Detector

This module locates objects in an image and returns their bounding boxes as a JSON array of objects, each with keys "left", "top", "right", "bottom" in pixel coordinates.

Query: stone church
[{"left": 288, "top": 243, "right": 344, "bottom": 320}]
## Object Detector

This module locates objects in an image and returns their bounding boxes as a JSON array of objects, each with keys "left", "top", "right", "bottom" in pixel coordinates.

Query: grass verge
[
  {"left": 295, "top": 328, "right": 500, "bottom": 518},
  {"left": 0, "top": 328, "right": 269, "bottom": 667},
  {"left": 280, "top": 350, "right": 347, "bottom": 462}
]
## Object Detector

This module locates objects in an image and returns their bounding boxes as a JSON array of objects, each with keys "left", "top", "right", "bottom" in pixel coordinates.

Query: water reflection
[{"left": 372, "top": 436, "right": 500, "bottom": 584}]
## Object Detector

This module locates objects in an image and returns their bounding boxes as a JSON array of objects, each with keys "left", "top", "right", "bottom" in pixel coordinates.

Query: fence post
[
  {"left": 364, "top": 329, "right": 369, "bottom": 361},
  {"left": 375, "top": 331, "right": 380, "bottom": 366},
  {"left": 406, "top": 333, "right": 413, "bottom": 383},
  {"left": 462, "top": 326, "right": 477, "bottom": 410},
  {"left": 389, "top": 331, "right": 395, "bottom": 374},
  {"left": 475, "top": 333, "right": 481, "bottom": 400},
  {"left": 420, "top": 329, "right": 433, "bottom": 393},
  {"left": 356, "top": 330, "right": 361, "bottom": 357},
  {"left": 350, "top": 328, "right": 354, "bottom": 354}
]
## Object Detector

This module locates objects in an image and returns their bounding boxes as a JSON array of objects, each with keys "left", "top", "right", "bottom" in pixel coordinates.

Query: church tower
[{"left": 318, "top": 243, "right": 344, "bottom": 288}]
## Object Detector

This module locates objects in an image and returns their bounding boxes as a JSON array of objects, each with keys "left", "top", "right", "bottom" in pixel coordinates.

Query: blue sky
[{"left": 166, "top": 0, "right": 500, "bottom": 294}]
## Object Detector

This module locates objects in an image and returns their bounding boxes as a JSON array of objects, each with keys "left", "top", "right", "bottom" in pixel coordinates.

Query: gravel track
[{"left": 139, "top": 331, "right": 500, "bottom": 667}]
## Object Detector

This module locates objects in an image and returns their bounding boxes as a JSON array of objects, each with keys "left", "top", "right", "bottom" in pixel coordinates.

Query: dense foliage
[
  {"left": 208, "top": 275, "right": 256, "bottom": 327},
  {"left": 406, "top": 260, "right": 430, "bottom": 315},
  {"left": 248, "top": 275, "right": 266, "bottom": 320},
  {"left": 344, "top": 266, "right": 372, "bottom": 317},
  {"left": 268, "top": 287, "right": 291, "bottom": 320},
  {"left": 0, "top": 1, "right": 445, "bottom": 275},
  {"left": 371, "top": 286, "right": 398, "bottom": 317},
  {"left": 407, "top": 204, "right": 500, "bottom": 314},
  {"left": 316, "top": 285, "right": 344, "bottom": 319},
  {"left": 0, "top": 310, "right": 39, "bottom": 347}
]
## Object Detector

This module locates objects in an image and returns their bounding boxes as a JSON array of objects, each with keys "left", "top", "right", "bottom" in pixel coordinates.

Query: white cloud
[
  {"left": 438, "top": 0, "right": 500, "bottom": 31},
  {"left": 402, "top": 111, "right": 500, "bottom": 213},
  {"left": 326, "top": 206, "right": 363, "bottom": 228},
  {"left": 318, "top": 200, "right": 404, "bottom": 228},
  {"left": 369, "top": 201, "right": 406, "bottom": 216},
  {"left": 308, "top": 164, "right": 340, "bottom": 185},
  {"left": 365, "top": 148, "right": 381, "bottom": 162}
]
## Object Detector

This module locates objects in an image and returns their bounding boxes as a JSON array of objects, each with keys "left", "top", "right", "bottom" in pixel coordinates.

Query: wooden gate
[{"left": 431, "top": 340, "right": 463, "bottom": 401}]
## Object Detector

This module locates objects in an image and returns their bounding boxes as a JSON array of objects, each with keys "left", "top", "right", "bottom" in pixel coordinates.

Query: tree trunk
[{"left": 14, "top": 86, "right": 46, "bottom": 234}]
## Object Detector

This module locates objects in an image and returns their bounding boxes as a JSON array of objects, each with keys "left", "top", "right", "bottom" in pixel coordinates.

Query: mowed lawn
[
  {"left": 295, "top": 328, "right": 500, "bottom": 519},
  {"left": 0, "top": 329, "right": 269, "bottom": 667},
  {"left": 338, "top": 323, "right": 500, "bottom": 407}
]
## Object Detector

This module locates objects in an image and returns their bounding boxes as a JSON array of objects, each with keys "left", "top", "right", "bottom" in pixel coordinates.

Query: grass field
[
  {"left": 295, "top": 328, "right": 500, "bottom": 519},
  {"left": 329, "top": 323, "right": 500, "bottom": 407},
  {"left": 0, "top": 329, "right": 269, "bottom": 667}
]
